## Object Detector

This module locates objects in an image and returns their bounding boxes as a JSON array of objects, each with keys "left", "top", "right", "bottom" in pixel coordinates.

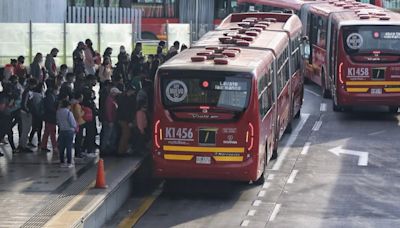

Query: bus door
[
  {"left": 259, "top": 65, "right": 277, "bottom": 160},
  {"left": 328, "top": 20, "right": 338, "bottom": 97}
]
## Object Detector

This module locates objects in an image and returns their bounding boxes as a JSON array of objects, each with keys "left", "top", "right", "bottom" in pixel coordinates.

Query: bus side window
[{"left": 258, "top": 71, "right": 272, "bottom": 117}]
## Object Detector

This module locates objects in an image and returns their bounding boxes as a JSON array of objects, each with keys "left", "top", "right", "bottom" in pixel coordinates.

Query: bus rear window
[
  {"left": 161, "top": 71, "right": 251, "bottom": 111},
  {"left": 342, "top": 25, "right": 400, "bottom": 56}
]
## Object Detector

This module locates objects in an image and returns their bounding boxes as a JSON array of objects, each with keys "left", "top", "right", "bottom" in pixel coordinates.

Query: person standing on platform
[
  {"left": 84, "top": 39, "right": 97, "bottom": 75},
  {"left": 56, "top": 100, "right": 77, "bottom": 168},
  {"left": 45, "top": 48, "right": 59, "bottom": 80},
  {"left": 40, "top": 85, "right": 58, "bottom": 153},
  {"left": 18, "top": 78, "right": 38, "bottom": 153}
]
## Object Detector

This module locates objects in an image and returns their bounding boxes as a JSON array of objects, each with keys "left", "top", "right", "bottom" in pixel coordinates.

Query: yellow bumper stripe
[
  {"left": 346, "top": 81, "right": 400, "bottom": 86},
  {"left": 164, "top": 154, "right": 193, "bottom": 161},
  {"left": 213, "top": 156, "right": 244, "bottom": 162},
  {"left": 163, "top": 145, "right": 244, "bottom": 153},
  {"left": 384, "top": 88, "right": 400, "bottom": 93},
  {"left": 346, "top": 88, "right": 369, "bottom": 93}
]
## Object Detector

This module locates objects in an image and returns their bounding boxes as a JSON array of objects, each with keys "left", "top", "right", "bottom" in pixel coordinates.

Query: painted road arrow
[{"left": 329, "top": 146, "right": 369, "bottom": 166}]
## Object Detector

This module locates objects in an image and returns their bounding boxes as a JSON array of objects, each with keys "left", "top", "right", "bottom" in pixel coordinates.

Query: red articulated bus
[
  {"left": 152, "top": 12, "right": 303, "bottom": 183},
  {"left": 239, "top": 0, "right": 400, "bottom": 112},
  {"left": 301, "top": 2, "right": 400, "bottom": 111}
]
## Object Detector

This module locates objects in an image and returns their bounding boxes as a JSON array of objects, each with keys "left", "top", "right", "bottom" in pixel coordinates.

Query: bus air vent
[
  {"left": 263, "top": 18, "right": 277, "bottom": 23},
  {"left": 359, "top": 14, "right": 370, "bottom": 19},
  {"left": 245, "top": 31, "right": 259, "bottom": 37},
  {"left": 258, "top": 21, "right": 271, "bottom": 26},
  {"left": 197, "top": 51, "right": 214, "bottom": 59},
  {"left": 343, "top": 4, "right": 352, "bottom": 9},
  {"left": 238, "top": 22, "right": 251, "bottom": 28},
  {"left": 236, "top": 41, "right": 250, "bottom": 47},
  {"left": 214, "top": 58, "right": 229, "bottom": 65},
  {"left": 379, "top": 15, "right": 390, "bottom": 20},
  {"left": 226, "top": 47, "right": 241, "bottom": 53},
  {"left": 254, "top": 24, "right": 269, "bottom": 30},
  {"left": 249, "top": 27, "right": 263, "bottom": 33},
  {"left": 191, "top": 56, "right": 207, "bottom": 62},
  {"left": 222, "top": 50, "right": 239, "bottom": 58},
  {"left": 334, "top": 2, "right": 346, "bottom": 6},
  {"left": 219, "top": 36, "right": 234, "bottom": 44},
  {"left": 241, "top": 36, "right": 254, "bottom": 42}
]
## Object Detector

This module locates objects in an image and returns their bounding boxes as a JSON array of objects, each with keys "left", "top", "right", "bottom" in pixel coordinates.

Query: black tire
[
  {"left": 285, "top": 121, "right": 292, "bottom": 134},
  {"left": 254, "top": 153, "right": 267, "bottom": 185},
  {"left": 389, "top": 106, "right": 398, "bottom": 113},
  {"left": 271, "top": 147, "right": 278, "bottom": 160},
  {"left": 321, "top": 73, "right": 331, "bottom": 99},
  {"left": 294, "top": 109, "right": 301, "bottom": 119},
  {"left": 333, "top": 101, "right": 342, "bottom": 112}
]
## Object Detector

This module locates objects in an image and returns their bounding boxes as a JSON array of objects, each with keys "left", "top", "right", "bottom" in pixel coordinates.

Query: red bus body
[
  {"left": 239, "top": 0, "right": 400, "bottom": 110},
  {"left": 301, "top": 2, "right": 400, "bottom": 110},
  {"left": 152, "top": 13, "right": 303, "bottom": 182}
]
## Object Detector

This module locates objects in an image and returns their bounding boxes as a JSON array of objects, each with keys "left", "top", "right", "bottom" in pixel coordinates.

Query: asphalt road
[{"left": 107, "top": 83, "right": 400, "bottom": 228}]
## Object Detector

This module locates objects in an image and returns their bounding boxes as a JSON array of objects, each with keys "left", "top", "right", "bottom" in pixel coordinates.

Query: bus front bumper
[{"left": 152, "top": 155, "right": 258, "bottom": 182}]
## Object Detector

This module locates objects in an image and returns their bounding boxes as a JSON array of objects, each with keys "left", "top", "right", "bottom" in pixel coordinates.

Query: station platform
[{"left": 0, "top": 142, "right": 145, "bottom": 228}]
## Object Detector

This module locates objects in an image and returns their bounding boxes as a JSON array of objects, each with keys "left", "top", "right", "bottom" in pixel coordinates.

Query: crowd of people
[{"left": 0, "top": 38, "right": 186, "bottom": 168}]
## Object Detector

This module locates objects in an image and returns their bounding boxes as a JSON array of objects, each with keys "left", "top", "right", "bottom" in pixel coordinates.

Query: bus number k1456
[
  {"left": 165, "top": 128, "right": 194, "bottom": 139},
  {"left": 347, "top": 67, "right": 369, "bottom": 77}
]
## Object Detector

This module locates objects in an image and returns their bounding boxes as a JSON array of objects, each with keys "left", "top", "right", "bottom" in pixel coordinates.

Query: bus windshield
[
  {"left": 342, "top": 25, "right": 400, "bottom": 56},
  {"left": 161, "top": 71, "right": 251, "bottom": 111}
]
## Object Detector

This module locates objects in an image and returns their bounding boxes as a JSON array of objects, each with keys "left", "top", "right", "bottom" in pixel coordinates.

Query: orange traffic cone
[{"left": 95, "top": 158, "right": 107, "bottom": 188}]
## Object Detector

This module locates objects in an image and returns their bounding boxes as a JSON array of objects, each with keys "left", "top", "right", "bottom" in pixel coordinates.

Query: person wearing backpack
[
  {"left": 40, "top": 85, "right": 58, "bottom": 152},
  {"left": 71, "top": 92, "right": 86, "bottom": 158},
  {"left": 28, "top": 83, "right": 45, "bottom": 148}
]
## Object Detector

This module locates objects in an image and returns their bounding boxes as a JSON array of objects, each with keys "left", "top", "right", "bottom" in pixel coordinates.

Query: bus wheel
[
  {"left": 285, "top": 121, "right": 292, "bottom": 134},
  {"left": 294, "top": 109, "right": 301, "bottom": 119},
  {"left": 389, "top": 106, "right": 398, "bottom": 113},
  {"left": 141, "top": 32, "right": 158, "bottom": 40},
  {"left": 254, "top": 155, "right": 267, "bottom": 185},
  {"left": 332, "top": 98, "right": 342, "bottom": 112},
  {"left": 321, "top": 73, "right": 331, "bottom": 99}
]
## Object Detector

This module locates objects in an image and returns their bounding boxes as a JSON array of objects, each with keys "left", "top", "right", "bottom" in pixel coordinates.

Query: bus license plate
[
  {"left": 371, "top": 88, "right": 382, "bottom": 95},
  {"left": 196, "top": 156, "right": 211, "bottom": 164}
]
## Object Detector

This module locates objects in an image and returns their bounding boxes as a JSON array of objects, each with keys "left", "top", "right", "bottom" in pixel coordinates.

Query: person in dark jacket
[
  {"left": 40, "top": 86, "right": 58, "bottom": 152},
  {"left": 45, "top": 48, "right": 59, "bottom": 79},
  {"left": 0, "top": 90, "right": 17, "bottom": 154},
  {"left": 30, "top": 53, "right": 44, "bottom": 83},
  {"left": 28, "top": 83, "right": 44, "bottom": 148},
  {"left": 116, "top": 45, "right": 130, "bottom": 82},
  {"left": 59, "top": 73, "right": 75, "bottom": 101},
  {"left": 18, "top": 78, "right": 38, "bottom": 153},
  {"left": 117, "top": 85, "right": 137, "bottom": 154},
  {"left": 129, "top": 42, "right": 143, "bottom": 79},
  {"left": 81, "top": 75, "right": 98, "bottom": 157},
  {"left": 73, "top": 41, "right": 86, "bottom": 75}
]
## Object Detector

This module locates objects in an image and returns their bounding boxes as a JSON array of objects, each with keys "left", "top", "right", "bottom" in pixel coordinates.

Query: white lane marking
[
  {"left": 301, "top": 142, "right": 311, "bottom": 155},
  {"left": 320, "top": 103, "right": 327, "bottom": 112},
  {"left": 368, "top": 130, "right": 385, "bottom": 136},
  {"left": 269, "top": 204, "right": 282, "bottom": 221},
  {"left": 241, "top": 220, "right": 250, "bottom": 227},
  {"left": 287, "top": 170, "right": 299, "bottom": 184},
  {"left": 312, "top": 120, "right": 322, "bottom": 131},
  {"left": 262, "top": 182, "right": 270, "bottom": 189},
  {"left": 252, "top": 200, "right": 262, "bottom": 207},
  {"left": 267, "top": 174, "right": 275, "bottom": 180},
  {"left": 247, "top": 210, "right": 256, "bottom": 216},
  {"left": 305, "top": 88, "right": 321, "bottom": 97},
  {"left": 329, "top": 146, "right": 369, "bottom": 166},
  {"left": 258, "top": 190, "right": 266, "bottom": 197},
  {"left": 272, "top": 114, "right": 310, "bottom": 170}
]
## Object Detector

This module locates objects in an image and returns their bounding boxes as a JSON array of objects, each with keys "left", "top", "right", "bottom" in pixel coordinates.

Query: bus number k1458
[
  {"left": 165, "top": 128, "right": 194, "bottom": 139},
  {"left": 347, "top": 67, "right": 369, "bottom": 77}
]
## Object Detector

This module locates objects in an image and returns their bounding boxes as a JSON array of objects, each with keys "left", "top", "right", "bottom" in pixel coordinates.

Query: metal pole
[
  {"left": 29, "top": 20, "right": 33, "bottom": 64},
  {"left": 63, "top": 20, "right": 67, "bottom": 65},
  {"left": 98, "top": 20, "right": 101, "bottom": 55},
  {"left": 195, "top": 0, "right": 199, "bottom": 40}
]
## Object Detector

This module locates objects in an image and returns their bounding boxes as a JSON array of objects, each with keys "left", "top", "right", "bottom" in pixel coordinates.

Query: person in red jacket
[{"left": 100, "top": 87, "right": 121, "bottom": 154}]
